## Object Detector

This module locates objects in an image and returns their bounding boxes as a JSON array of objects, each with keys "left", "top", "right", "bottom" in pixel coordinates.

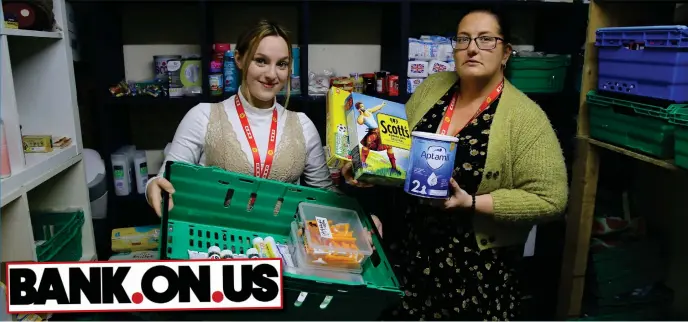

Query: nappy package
[
  {"left": 109, "top": 250, "right": 159, "bottom": 261},
  {"left": 111, "top": 225, "right": 160, "bottom": 253},
  {"left": 407, "top": 36, "right": 456, "bottom": 94}
]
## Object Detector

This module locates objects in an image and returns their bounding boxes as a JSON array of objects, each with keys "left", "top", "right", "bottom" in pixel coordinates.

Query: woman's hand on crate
[
  {"left": 146, "top": 177, "right": 176, "bottom": 217},
  {"left": 342, "top": 162, "right": 373, "bottom": 188},
  {"left": 365, "top": 214, "right": 383, "bottom": 249}
]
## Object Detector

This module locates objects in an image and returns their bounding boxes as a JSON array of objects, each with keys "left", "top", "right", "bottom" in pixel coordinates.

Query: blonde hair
[{"left": 235, "top": 20, "right": 293, "bottom": 108}]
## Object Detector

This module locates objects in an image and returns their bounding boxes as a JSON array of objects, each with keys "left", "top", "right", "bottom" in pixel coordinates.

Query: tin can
[
  {"left": 362, "top": 73, "right": 376, "bottom": 95},
  {"left": 375, "top": 71, "right": 387, "bottom": 94},
  {"left": 387, "top": 75, "right": 399, "bottom": 96},
  {"left": 209, "top": 73, "right": 223, "bottom": 96}
]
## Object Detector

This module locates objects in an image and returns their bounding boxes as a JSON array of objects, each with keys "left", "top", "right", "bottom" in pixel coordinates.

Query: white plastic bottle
[
  {"left": 111, "top": 153, "right": 130, "bottom": 196},
  {"left": 0, "top": 119, "right": 11, "bottom": 179},
  {"left": 134, "top": 150, "right": 148, "bottom": 194}
]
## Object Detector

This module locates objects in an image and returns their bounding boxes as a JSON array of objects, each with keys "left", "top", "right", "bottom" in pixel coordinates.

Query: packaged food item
[
  {"left": 208, "top": 246, "right": 222, "bottom": 259},
  {"left": 345, "top": 92, "right": 411, "bottom": 186},
  {"left": 404, "top": 132, "right": 459, "bottom": 199},
  {"left": 246, "top": 248, "right": 260, "bottom": 259},
  {"left": 325, "top": 87, "right": 352, "bottom": 169},
  {"left": 387, "top": 75, "right": 399, "bottom": 96},
  {"left": 293, "top": 203, "right": 373, "bottom": 273},
  {"left": 276, "top": 243, "right": 295, "bottom": 268},
  {"left": 264, "top": 236, "right": 279, "bottom": 258},
  {"left": 108, "top": 251, "right": 159, "bottom": 261},
  {"left": 252, "top": 237, "right": 268, "bottom": 258},
  {"left": 221, "top": 249, "right": 234, "bottom": 259},
  {"left": 22, "top": 135, "right": 52, "bottom": 153},
  {"left": 361, "top": 73, "right": 376, "bottom": 95},
  {"left": 287, "top": 222, "right": 365, "bottom": 284},
  {"left": 332, "top": 77, "right": 354, "bottom": 92},
  {"left": 111, "top": 225, "right": 160, "bottom": 253},
  {"left": 188, "top": 250, "right": 208, "bottom": 259}
]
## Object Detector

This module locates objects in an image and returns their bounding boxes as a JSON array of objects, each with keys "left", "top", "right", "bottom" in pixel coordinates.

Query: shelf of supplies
[
  {"left": 582, "top": 136, "right": 681, "bottom": 171},
  {"left": 0, "top": 28, "right": 63, "bottom": 39},
  {"left": 308, "top": 93, "right": 406, "bottom": 104},
  {"left": 105, "top": 95, "right": 202, "bottom": 106},
  {"left": 1, "top": 145, "right": 81, "bottom": 207}
]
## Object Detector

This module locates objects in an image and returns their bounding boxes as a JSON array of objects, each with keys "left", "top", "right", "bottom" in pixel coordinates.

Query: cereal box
[
  {"left": 345, "top": 93, "right": 411, "bottom": 186},
  {"left": 325, "top": 87, "right": 352, "bottom": 168}
]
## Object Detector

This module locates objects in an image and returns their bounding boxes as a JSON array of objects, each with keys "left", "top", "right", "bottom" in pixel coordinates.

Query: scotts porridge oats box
[
  {"left": 325, "top": 87, "right": 352, "bottom": 168},
  {"left": 345, "top": 92, "right": 411, "bottom": 186}
]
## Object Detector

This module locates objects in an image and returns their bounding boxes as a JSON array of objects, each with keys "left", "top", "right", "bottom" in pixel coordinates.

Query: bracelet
[{"left": 470, "top": 194, "right": 476, "bottom": 213}]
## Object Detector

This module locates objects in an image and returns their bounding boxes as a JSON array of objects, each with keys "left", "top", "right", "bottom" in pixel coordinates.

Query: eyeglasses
[{"left": 451, "top": 36, "right": 505, "bottom": 50}]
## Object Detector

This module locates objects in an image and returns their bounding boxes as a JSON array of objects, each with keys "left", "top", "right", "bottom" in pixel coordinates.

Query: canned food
[{"left": 387, "top": 75, "right": 399, "bottom": 96}]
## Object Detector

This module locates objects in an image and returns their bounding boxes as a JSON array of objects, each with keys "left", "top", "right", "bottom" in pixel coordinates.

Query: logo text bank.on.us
[{"left": 6, "top": 259, "right": 283, "bottom": 313}]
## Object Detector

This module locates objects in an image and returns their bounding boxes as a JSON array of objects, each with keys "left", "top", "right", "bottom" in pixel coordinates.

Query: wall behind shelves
[{"left": 121, "top": 3, "right": 388, "bottom": 81}]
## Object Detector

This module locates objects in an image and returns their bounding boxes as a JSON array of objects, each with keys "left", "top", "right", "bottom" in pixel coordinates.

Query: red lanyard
[
  {"left": 234, "top": 95, "right": 278, "bottom": 179},
  {"left": 438, "top": 80, "right": 504, "bottom": 136}
]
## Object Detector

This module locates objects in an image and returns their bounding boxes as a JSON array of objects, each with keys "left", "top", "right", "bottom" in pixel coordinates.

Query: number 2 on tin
[{"left": 411, "top": 180, "right": 427, "bottom": 194}]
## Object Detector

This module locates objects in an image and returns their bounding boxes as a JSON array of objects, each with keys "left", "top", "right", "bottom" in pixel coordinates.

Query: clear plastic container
[
  {"left": 288, "top": 221, "right": 365, "bottom": 283},
  {"left": 295, "top": 203, "right": 373, "bottom": 273}
]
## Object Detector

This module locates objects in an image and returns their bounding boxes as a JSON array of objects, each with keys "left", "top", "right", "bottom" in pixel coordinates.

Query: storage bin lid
[
  {"left": 83, "top": 149, "right": 105, "bottom": 185},
  {"left": 83, "top": 149, "right": 107, "bottom": 200}
]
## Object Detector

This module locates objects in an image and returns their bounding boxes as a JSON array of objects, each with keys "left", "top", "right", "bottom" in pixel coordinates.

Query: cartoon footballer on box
[
  {"left": 354, "top": 101, "right": 400, "bottom": 173},
  {"left": 345, "top": 92, "right": 411, "bottom": 186}
]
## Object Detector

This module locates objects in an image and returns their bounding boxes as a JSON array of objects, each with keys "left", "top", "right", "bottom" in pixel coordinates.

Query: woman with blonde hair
[{"left": 146, "top": 20, "right": 335, "bottom": 215}]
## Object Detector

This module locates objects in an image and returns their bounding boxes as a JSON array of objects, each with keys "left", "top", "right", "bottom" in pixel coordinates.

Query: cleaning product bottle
[
  {"left": 223, "top": 50, "right": 239, "bottom": 93},
  {"left": 134, "top": 150, "right": 148, "bottom": 194}
]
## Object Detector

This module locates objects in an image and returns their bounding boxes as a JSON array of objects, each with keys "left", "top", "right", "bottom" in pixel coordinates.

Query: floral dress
[{"left": 381, "top": 83, "right": 522, "bottom": 321}]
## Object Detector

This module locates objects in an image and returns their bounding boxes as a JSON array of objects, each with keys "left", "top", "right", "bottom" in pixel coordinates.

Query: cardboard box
[
  {"left": 325, "top": 87, "right": 352, "bottom": 168},
  {"left": 345, "top": 93, "right": 411, "bottom": 186}
]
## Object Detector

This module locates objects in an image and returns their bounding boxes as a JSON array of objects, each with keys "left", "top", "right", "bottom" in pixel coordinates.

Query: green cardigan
[{"left": 406, "top": 72, "right": 569, "bottom": 251}]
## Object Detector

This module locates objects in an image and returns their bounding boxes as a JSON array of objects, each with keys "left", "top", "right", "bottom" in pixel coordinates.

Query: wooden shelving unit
[
  {"left": 0, "top": 0, "right": 96, "bottom": 263},
  {"left": 556, "top": 0, "right": 683, "bottom": 319}
]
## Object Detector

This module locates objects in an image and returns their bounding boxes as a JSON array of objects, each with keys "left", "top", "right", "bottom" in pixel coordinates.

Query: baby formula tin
[{"left": 403, "top": 131, "right": 459, "bottom": 199}]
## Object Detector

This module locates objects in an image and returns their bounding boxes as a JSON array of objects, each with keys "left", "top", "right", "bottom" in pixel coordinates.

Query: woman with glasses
[{"left": 362, "top": 7, "right": 569, "bottom": 321}]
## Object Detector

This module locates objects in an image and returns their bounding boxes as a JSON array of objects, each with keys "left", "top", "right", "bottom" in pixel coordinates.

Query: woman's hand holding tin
[
  {"left": 422, "top": 178, "right": 472, "bottom": 210},
  {"left": 443, "top": 177, "right": 473, "bottom": 210}
]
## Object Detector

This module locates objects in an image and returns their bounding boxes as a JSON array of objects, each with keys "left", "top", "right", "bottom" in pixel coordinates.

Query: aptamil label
[{"left": 404, "top": 133, "right": 458, "bottom": 199}]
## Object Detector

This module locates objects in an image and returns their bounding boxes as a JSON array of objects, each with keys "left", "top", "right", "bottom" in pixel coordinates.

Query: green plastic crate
[
  {"left": 506, "top": 54, "right": 571, "bottom": 93},
  {"left": 158, "top": 161, "right": 403, "bottom": 321},
  {"left": 32, "top": 209, "right": 85, "bottom": 262},
  {"left": 668, "top": 107, "right": 688, "bottom": 169},
  {"left": 587, "top": 91, "right": 680, "bottom": 159}
]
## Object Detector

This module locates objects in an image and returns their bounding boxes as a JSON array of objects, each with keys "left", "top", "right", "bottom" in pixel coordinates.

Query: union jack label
[
  {"left": 410, "top": 63, "right": 425, "bottom": 73},
  {"left": 432, "top": 63, "right": 447, "bottom": 73}
]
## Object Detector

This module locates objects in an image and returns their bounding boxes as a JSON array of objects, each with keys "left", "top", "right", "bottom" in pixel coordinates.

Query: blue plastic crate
[{"left": 596, "top": 25, "right": 688, "bottom": 102}]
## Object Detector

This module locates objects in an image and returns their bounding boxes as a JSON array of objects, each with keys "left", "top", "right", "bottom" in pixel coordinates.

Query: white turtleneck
[{"left": 146, "top": 88, "right": 334, "bottom": 195}]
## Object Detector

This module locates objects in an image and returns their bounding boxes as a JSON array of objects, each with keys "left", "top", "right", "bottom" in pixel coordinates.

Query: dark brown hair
[{"left": 235, "top": 20, "right": 293, "bottom": 107}]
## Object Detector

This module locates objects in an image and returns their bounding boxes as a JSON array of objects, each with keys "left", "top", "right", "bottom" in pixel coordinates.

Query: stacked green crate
[
  {"left": 668, "top": 107, "right": 688, "bottom": 169},
  {"left": 506, "top": 54, "right": 571, "bottom": 93},
  {"left": 32, "top": 209, "right": 85, "bottom": 262},
  {"left": 586, "top": 91, "right": 686, "bottom": 159}
]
